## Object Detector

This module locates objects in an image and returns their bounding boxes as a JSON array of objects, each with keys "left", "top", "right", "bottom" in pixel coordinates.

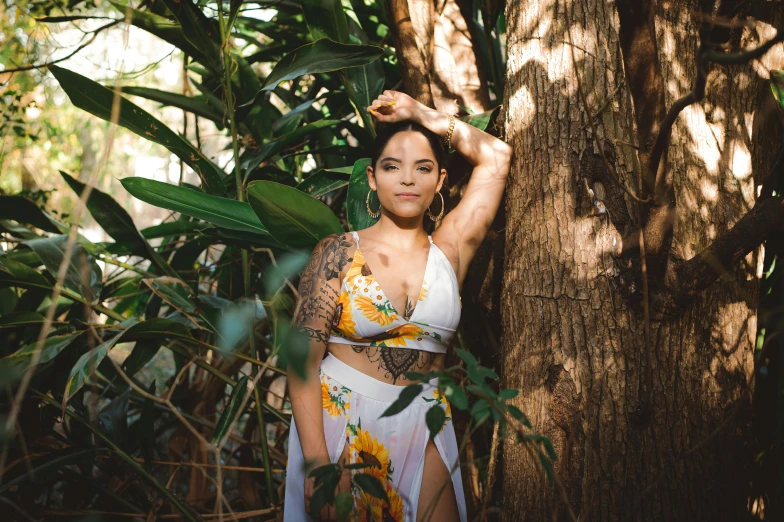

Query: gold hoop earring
[
  {"left": 426, "top": 192, "right": 445, "bottom": 222},
  {"left": 366, "top": 189, "right": 381, "bottom": 219}
]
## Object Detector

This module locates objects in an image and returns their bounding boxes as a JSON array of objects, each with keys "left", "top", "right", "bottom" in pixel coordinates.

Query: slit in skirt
[{"left": 283, "top": 353, "right": 468, "bottom": 521}]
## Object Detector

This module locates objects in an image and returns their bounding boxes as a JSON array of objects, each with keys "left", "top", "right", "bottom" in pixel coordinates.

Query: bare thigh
[{"left": 416, "top": 438, "right": 459, "bottom": 522}]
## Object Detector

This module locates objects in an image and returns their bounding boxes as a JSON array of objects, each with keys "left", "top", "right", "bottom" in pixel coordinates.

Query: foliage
[{"left": 0, "top": 0, "right": 541, "bottom": 520}]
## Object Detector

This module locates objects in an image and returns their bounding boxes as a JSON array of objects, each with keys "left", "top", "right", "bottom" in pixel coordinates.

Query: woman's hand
[
  {"left": 367, "top": 90, "right": 429, "bottom": 124},
  {"left": 304, "top": 452, "right": 352, "bottom": 521}
]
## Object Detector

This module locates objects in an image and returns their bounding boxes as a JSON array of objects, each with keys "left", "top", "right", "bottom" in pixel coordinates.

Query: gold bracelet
[{"left": 443, "top": 113, "right": 455, "bottom": 150}]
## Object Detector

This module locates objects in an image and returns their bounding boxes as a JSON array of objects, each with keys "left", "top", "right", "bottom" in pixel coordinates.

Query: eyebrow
[{"left": 379, "top": 157, "right": 435, "bottom": 165}]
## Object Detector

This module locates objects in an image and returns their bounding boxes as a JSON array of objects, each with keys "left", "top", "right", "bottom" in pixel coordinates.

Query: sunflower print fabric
[
  {"left": 346, "top": 417, "right": 404, "bottom": 522},
  {"left": 319, "top": 369, "right": 350, "bottom": 417},
  {"left": 327, "top": 232, "right": 461, "bottom": 354}
]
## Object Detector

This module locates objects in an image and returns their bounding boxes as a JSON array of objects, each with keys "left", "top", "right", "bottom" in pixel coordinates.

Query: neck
[{"left": 372, "top": 212, "right": 429, "bottom": 249}]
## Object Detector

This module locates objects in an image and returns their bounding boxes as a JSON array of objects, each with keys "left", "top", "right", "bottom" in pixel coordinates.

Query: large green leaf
[
  {"left": 23, "top": 235, "right": 102, "bottom": 301},
  {"left": 0, "top": 332, "right": 83, "bottom": 384},
  {"left": 346, "top": 158, "right": 374, "bottom": 231},
  {"left": 0, "top": 257, "right": 52, "bottom": 292},
  {"left": 247, "top": 181, "right": 343, "bottom": 249},
  {"left": 121, "top": 87, "right": 226, "bottom": 129},
  {"left": 60, "top": 171, "right": 176, "bottom": 276},
  {"left": 296, "top": 169, "right": 350, "bottom": 198},
  {"left": 0, "top": 196, "right": 61, "bottom": 233},
  {"left": 121, "top": 178, "right": 279, "bottom": 246},
  {"left": 49, "top": 66, "right": 227, "bottom": 195},
  {"left": 300, "top": 0, "right": 383, "bottom": 137},
  {"left": 260, "top": 38, "right": 384, "bottom": 91}
]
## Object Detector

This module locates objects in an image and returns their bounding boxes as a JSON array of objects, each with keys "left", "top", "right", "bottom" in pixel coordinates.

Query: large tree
[{"left": 500, "top": 0, "right": 783, "bottom": 520}]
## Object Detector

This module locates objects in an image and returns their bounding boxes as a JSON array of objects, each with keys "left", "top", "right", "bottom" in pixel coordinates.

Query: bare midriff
[{"left": 326, "top": 343, "right": 446, "bottom": 386}]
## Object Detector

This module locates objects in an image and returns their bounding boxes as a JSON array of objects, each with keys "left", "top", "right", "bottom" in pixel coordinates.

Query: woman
[{"left": 284, "top": 90, "right": 513, "bottom": 521}]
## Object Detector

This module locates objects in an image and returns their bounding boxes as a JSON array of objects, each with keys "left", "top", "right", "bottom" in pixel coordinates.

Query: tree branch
[{"left": 660, "top": 195, "right": 784, "bottom": 315}]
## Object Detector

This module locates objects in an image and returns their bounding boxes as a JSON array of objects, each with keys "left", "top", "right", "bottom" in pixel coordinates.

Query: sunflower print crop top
[{"left": 327, "top": 231, "right": 462, "bottom": 354}]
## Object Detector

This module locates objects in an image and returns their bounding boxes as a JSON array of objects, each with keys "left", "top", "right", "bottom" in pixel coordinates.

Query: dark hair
[{"left": 370, "top": 120, "right": 446, "bottom": 173}]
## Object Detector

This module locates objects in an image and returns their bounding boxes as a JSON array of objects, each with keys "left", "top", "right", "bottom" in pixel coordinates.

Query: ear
[
  {"left": 366, "top": 165, "right": 377, "bottom": 191},
  {"left": 436, "top": 168, "right": 447, "bottom": 192}
]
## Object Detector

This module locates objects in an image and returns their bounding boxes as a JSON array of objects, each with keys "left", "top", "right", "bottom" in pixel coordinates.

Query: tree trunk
[
  {"left": 500, "top": 0, "right": 783, "bottom": 520},
  {"left": 387, "top": 0, "right": 490, "bottom": 113}
]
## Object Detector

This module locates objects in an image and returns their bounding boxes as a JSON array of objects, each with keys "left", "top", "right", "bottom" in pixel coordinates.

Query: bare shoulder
[{"left": 307, "top": 232, "right": 358, "bottom": 283}]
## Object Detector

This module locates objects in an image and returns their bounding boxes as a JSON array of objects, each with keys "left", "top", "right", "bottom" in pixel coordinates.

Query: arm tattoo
[
  {"left": 351, "top": 345, "right": 436, "bottom": 384},
  {"left": 293, "top": 234, "right": 353, "bottom": 345}
]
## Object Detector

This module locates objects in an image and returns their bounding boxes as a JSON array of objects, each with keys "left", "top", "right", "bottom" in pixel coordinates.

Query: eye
[
  {"left": 418, "top": 166, "right": 432, "bottom": 172},
  {"left": 383, "top": 164, "right": 398, "bottom": 171}
]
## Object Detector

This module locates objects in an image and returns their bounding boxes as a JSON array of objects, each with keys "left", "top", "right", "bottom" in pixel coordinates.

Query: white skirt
[{"left": 284, "top": 353, "right": 468, "bottom": 522}]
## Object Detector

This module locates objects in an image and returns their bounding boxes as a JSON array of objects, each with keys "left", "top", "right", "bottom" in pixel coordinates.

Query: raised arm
[
  {"left": 418, "top": 108, "right": 512, "bottom": 284},
  {"left": 367, "top": 91, "right": 513, "bottom": 286},
  {"left": 287, "top": 233, "right": 353, "bottom": 519}
]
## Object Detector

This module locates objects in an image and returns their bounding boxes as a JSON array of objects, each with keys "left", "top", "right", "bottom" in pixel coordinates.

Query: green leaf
[
  {"left": 443, "top": 383, "right": 469, "bottom": 410},
  {"left": 159, "top": 0, "right": 222, "bottom": 73},
  {"left": 460, "top": 106, "right": 500, "bottom": 132},
  {"left": 0, "top": 311, "right": 46, "bottom": 329},
  {"left": 499, "top": 388, "right": 520, "bottom": 400},
  {"left": 140, "top": 220, "right": 207, "bottom": 239},
  {"left": 300, "top": 0, "right": 350, "bottom": 42},
  {"left": 346, "top": 158, "right": 374, "bottom": 231},
  {"left": 49, "top": 66, "right": 226, "bottom": 195},
  {"left": 770, "top": 70, "right": 784, "bottom": 115},
  {"left": 142, "top": 277, "right": 197, "bottom": 315},
  {"left": 0, "top": 256, "right": 52, "bottom": 292},
  {"left": 260, "top": 38, "right": 384, "bottom": 91},
  {"left": 23, "top": 235, "right": 102, "bottom": 301},
  {"left": 213, "top": 376, "right": 250, "bottom": 445},
  {"left": 0, "top": 196, "right": 61, "bottom": 233},
  {"left": 335, "top": 491, "right": 354, "bottom": 522},
  {"left": 121, "top": 178, "right": 278, "bottom": 245},
  {"left": 241, "top": 119, "right": 342, "bottom": 169},
  {"left": 0, "top": 332, "right": 83, "bottom": 384},
  {"left": 296, "top": 169, "right": 350, "bottom": 198},
  {"left": 380, "top": 384, "right": 423, "bottom": 418},
  {"left": 112, "top": 2, "right": 210, "bottom": 68},
  {"left": 353, "top": 473, "right": 389, "bottom": 502},
  {"left": 122, "top": 87, "right": 226, "bottom": 129},
  {"left": 64, "top": 317, "right": 140, "bottom": 405},
  {"left": 425, "top": 404, "right": 446, "bottom": 441},
  {"left": 60, "top": 171, "right": 176, "bottom": 276},
  {"left": 122, "top": 341, "right": 160, "bottom": 378},
  {"left": 455, "top": 347, "right": 477, "bottom": 367},
  {"left": 247, "top": 180, "right": 343, "bottom": 249}
]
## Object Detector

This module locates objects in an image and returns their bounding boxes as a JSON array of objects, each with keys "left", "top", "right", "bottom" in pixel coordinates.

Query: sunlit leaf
[
  {"left": 247, "top": 180, "right": 343, "bottom": 249},
  {"left": 49, "top": 66, "right": 227, "bottom": 195},
  {"left": 346, "top": 158, "right": 374, "bottom": 231}
]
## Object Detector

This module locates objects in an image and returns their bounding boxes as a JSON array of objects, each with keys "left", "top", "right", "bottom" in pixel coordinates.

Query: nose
[{"left": 400, "top": 167, "right": 415, "bottom": 186}]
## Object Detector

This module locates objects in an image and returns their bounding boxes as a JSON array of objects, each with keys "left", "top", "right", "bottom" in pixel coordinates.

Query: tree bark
[
  {"left": 387, "top": 0, "right": 491, "bottom": 113},
  {"left": 500, "top": 0, "right": 783, "bottom": 520}
]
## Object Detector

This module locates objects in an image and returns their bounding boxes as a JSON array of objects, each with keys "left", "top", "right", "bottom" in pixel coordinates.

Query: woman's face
[{"left": 367, "top": 130, "right": 446, "bottom": 219}]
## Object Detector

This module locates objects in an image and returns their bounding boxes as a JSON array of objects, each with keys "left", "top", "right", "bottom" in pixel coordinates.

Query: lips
[{"left": 396, "top": 193, "right": 419, "bottom": 197}]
